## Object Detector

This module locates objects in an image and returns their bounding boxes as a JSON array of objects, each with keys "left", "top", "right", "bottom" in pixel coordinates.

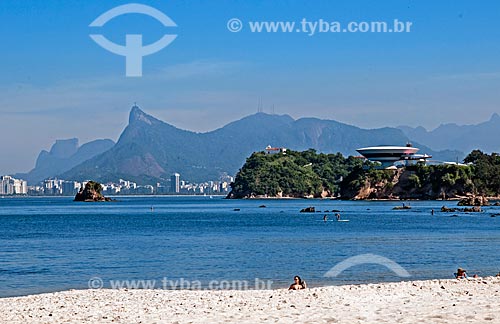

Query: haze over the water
[{"left": 1, "top": 0, "right": 499, "bottom": 174}]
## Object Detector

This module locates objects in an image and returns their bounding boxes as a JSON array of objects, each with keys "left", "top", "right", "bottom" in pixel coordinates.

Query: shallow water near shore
[{"left": 0, "top": 196, "right": 499, "bottom": 297}]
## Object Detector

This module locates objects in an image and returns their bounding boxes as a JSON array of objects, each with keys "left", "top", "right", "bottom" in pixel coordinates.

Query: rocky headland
[{"left": 227, "top": 149, "right": 500, "bottom": 201}]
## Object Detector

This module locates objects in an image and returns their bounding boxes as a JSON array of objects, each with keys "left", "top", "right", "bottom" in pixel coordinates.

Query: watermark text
[
  {"left": 228, "top": 18, "right": 413, "bottom": 35},
  {"left": 88, "top": 277, "right": 274, "bottom": 290}
]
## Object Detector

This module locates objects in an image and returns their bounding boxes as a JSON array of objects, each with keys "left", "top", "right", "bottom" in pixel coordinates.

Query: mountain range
[
  {"left": 398, "top": 113, "right": 500, "bottom": 154},
  {"left": 21, "top": 106, "right": 499, "bottom": 185},
  {"left": 16, "top": 138, "right": 115, "bottom": 184},
  {"left": 46, "top": 106, "right": 463, "bottom": 184}
]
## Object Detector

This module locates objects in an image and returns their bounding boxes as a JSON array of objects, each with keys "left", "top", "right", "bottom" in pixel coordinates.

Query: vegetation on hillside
[
  {"left": 228, "top": 150, "right": 362, "bottom": 198},
  {"left": 228, "top": 149, "right": 500, "bottom": 199},
  {"left": 463, "top": 150, "right": 500, "bottom": 195}
]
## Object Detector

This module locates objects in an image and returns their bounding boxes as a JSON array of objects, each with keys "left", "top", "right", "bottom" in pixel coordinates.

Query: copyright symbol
[
  {"left": 227, "top": 18, "right": 243, "bottom": 32},
  {"left": 88, "top": 276, "right": 104, "bottom": 289}
]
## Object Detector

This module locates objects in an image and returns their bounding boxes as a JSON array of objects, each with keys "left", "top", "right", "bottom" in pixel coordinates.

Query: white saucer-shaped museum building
[{"left": 356, "top": 144, "right": 431, "bottom": 168}]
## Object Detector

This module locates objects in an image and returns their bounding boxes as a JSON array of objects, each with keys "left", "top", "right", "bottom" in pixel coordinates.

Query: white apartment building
[{"left": 0, "top": 176, "right": 28, "bottom": 195}]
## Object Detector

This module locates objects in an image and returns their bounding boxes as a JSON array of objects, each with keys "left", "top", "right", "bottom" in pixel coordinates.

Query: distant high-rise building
[
  {"left": 0, "top": 176, "right": 28, "bottom": 195},
  {"left": 170, "top": 173, "right": 180, "bottom": 193},
  {"left": 62, "top": 181, "right": 81, "bottom": 196},
  {"left": 43, "top": 179, "right": 63, "bottom": 195},
  {"left": 0, "top": 176, "right": 13, "bottom": 195}
]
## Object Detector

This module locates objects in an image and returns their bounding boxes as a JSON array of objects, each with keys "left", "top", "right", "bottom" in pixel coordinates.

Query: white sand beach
[{"left": 1, "top": 277, "right": 499, "bottom": 324}]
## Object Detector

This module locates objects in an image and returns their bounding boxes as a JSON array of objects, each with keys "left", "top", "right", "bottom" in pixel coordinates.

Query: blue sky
[{"left": 1, "top": 0, "right": 500, "bottom": 174}]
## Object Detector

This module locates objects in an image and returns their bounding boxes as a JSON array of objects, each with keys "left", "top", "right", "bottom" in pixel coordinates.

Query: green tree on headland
[
  {"left": 411, "top": 163, "right": 474, "bottom": 198},
  {"left": 464, "top": 150, "right": 500, "bottom": 195}
]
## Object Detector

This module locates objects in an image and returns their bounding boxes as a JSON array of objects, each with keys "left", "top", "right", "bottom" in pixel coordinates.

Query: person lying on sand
[
  {"left": 455, "top": 268, "right": 468, "bottom": 279},
  {"left": 455, "top": 268, "right": 480, "bottom": 279},
  {"left": 289, "top": 276, "right": 307, "bottom": 290}
]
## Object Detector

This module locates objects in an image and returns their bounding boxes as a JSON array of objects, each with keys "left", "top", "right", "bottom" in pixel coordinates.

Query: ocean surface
[{"left": 0, "top": 196, "right": 499, "bottom": 297}]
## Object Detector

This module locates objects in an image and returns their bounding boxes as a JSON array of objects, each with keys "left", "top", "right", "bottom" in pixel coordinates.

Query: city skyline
[
  {"left": 1, "top": 1, "right": 500, "bottom": 174},
  {"left": 0, "top": 173, "right": 233, "bottom": 196}
]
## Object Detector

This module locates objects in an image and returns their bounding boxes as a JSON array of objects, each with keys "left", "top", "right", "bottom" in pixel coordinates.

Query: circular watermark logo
[
  {"left": 227, "top": 18, "right": 243, "bottom": 32},
  {"left": 89, "top": 3, "right": 177, "bottom": 77},
  {"left": 324, "top": 253, "right": 411, "bottom": 278},
  {"left": 88, "top": 276, "right": 104, "bottom": 289}
]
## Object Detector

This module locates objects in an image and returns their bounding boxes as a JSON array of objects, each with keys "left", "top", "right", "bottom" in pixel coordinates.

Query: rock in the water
[
  {"left": 74, "top": 181, "right": 112, "bottom": 202},
  {"left": 463, "top": 206, "right": 482, "bottom": 212},
  {"left": 441, "top": 206, "right": 458, "bottom": 212},
  {"left": 441, "top": 205, "right": 482, "bottom": 213},
  {"left": 300, "top": 206, "right": 316, "bottom": 213},
  {"left": 458, "top": 195, "right": 489, "bottom": 206}
]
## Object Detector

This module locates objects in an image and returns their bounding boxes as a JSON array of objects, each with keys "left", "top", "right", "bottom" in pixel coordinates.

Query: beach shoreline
[{"left": 1, "top": 277, "right": 498, "bottom": 323}]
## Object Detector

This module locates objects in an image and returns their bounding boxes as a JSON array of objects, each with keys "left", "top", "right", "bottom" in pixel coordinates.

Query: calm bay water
[{"left": 0, "top": 196, "right": 499, "bottom": 297}]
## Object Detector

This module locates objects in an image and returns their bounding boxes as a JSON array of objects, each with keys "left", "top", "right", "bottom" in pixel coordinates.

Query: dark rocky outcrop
[
  {"left": 74, "top": 181, "right": 112, "bottom": 202},
  {"left": 300, "top": 206, "right": 316, "bottom": 213},
  {"left": 457, "top": 195, "right": 489, "bottom": 206},
  {"left": 441, "top": 205, "right": 482, "bottom": 213}
]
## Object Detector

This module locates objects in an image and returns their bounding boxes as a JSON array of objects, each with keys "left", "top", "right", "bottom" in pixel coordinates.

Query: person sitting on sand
[
  {"left": 455, "top": 268, "right": 468, "bottom": 279},
  {"left": 289, "top": 276, "right": 307, "bottom": 290}
]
